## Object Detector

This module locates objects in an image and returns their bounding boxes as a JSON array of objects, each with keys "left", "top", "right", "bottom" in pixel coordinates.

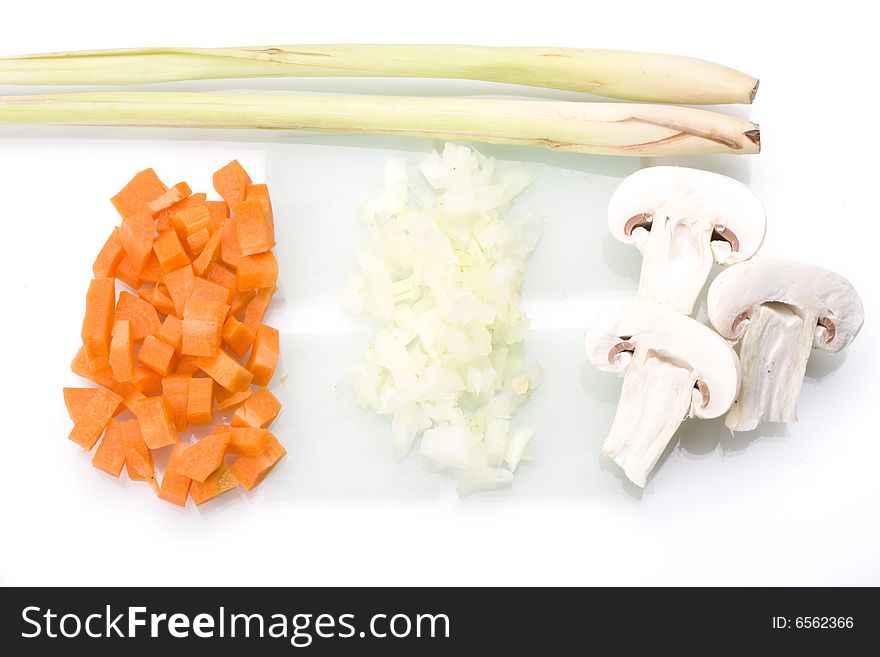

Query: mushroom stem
[
  {"left": 725, "top": 303, "right": 816, "bottom": 431},
  {"left": 602, "top": 349, "right": 695, "bottom": 487},
  {"left": 635, "top": 215, "right": 715, "bottom": 314}
]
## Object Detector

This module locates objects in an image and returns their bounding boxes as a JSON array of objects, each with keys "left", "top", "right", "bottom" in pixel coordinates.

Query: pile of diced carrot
[{"left": 64, "top": 161, "right": 286, "bottom": 507}]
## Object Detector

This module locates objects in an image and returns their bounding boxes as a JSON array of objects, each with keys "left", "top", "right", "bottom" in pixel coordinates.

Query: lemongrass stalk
[
  {"left": 0, "top": 45, "right": 759, "bottom": 105},
  {"left": 0, "top": 93, "right": 760, "bottom": 156}
]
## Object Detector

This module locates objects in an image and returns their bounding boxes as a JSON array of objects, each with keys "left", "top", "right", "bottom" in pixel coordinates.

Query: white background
[{"left": 1, "top": 0, "right": 878, "bottom": 586}]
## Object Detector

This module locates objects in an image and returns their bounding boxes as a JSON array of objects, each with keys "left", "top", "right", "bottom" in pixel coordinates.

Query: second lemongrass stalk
[{"left": 0, "top": 92, "right": 761, "bottom": 156}]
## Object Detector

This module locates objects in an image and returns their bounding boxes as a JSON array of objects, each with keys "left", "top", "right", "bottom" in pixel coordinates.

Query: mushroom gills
[
  {"left": 635, "top": 214, "right": 716, "bottom": 315},
  {"left": 602, "top": 348, "right": 696, "bottom": 488},
  {"left": 725, "top": 302, "right": 816, "bottom": 431}
]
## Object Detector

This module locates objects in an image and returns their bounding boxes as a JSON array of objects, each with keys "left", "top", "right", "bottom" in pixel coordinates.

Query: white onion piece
[{"left": 342, "top": 144, "right": 543, "bottom": 496}]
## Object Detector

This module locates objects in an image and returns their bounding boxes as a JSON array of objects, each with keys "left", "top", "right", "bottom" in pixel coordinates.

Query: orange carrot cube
[
  {"left": 232, "top": 388, "right": 281, "bottom": 429},
  {"left": 119, "top": 210, "right": 155, "bottom": 274},
  {"left": 136, "top": 396, "right": 178, "bottom": 449},
  {"left": 187, "top": 376, "right": 214, "bottom": 426},
  {"left": 115, "top": 291, "right": 160, "bottom": 341},
  {"left": 190, "top": 463, "right": 238, "bottom": 505},
  {"left": 161, "top": 374, "right": 190, "bottom": 432},
  {"left": 92, "top": 418, "right": 126, "bottom": 478},
  {"left": 175, "top": 427, "right": 232, "bottom": 482},
  {"left": 237, "top": 252, "right": 278, "bottom": 292},
  {"left": 247, "top": 324, "right": 280, "bottom": 387},
  {"left": 195, "top": 351, "right": 254, "bottom": 392},
  {"left": 221, "top": 315, "right": 255, "bottom": 359},
  {"left": 229, "top": 434, "right": 286, "bottom": 491},
  {"left": 153, "top": 229, "right": 190, "bottom": 273},
  {"left": 111, "top": 168, "right": 167, "bottom": 218},
  {"left": 82, "top": 277, "right": 116, "bottom": 365},
  {"left": 157, "top": 315, "right": 183, "bottom": 351},
  {"left": 234, "top": 199, "right": 275, "bottom": 256},
  {"left": 164, "top": 264, "right": 195, "bottom": 317},
  {"left": 109, "top": 319, "right": 134, "bottom": 383},
  {"left": 93, "top": 227, "right": 125, "bottom": 278},
  {"left": 213, "top": 160, "right": 252, "bottom": 207},
  {"left": 148, "top": 181, "right": 192, "bottom": 215},
  {"left": 69, "top": 387, "right": 122, "bottom": 451},
  {"left": 120, "top": 418, "right": 156, "bottom": 485},
  {"left": 138, "top": 334, "right": 177, "bottom": 376},
  {"left": 159, "top": 442, "right": 192, "bottom": 506}
]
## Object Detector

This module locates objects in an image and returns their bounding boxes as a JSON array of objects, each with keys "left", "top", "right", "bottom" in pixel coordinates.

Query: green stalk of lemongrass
[
  {"left": 0, "top": 92, "right": 760, "bottom": 156},
  {"left": 0, "top": 45, "right": 759, "bottom": 105}
]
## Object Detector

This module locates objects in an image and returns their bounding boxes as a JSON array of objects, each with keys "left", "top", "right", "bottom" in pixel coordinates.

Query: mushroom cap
[
  {"left": 607, "top": 166, "right": 766, "bottom": 263},
  {"left": 584, "top": 300, "right": 741, "bottom": 418},
  {"left": 707, "top": 259, "right": 864, "bottom": 352}
]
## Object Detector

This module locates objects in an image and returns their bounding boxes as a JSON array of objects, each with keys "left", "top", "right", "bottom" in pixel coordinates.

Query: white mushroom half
[
  {"left": 585, "top": 300, "right": 740, "bottom": 487},
  {"left": 707, "top": 259, "right": 864, "bottom": 432},
  {"left": 608, "top": 166, "right": 766, "bottom": 315}
]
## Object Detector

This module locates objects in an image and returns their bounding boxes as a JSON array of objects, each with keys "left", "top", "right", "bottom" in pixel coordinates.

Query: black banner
[{"left": 0, "top": 587, "right": 873, "bottom": 653}]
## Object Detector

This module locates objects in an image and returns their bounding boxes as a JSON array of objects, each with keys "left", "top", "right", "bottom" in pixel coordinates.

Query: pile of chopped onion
[{"left": 340, "top": 144, "right": 543, "bottom": 496}]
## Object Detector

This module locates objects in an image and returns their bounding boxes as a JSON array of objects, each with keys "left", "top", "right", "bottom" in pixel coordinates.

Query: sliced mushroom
[
  {"left": 707, "top": 259, "right": 864, "bottom": 431},
  {"left": 608, "top": 166, "right": 766, "bottom": 315},
  {"left": 584, "top": 300, "right": 740, "bottom": 487}
]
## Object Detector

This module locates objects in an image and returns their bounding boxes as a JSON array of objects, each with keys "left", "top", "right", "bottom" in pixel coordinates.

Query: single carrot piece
[
  {"left": 119, "top": 210, "right": 155, "bottom": 274},
  {"left": 203, "top": 261, "right": 236, "bottom": 290},
  {"left": 229, "top": 434, "right": 286, "bottom": 491},
  {"left": 186, "top": 227, "right": 211, "bottom": 255},
  {"left": 63, "top": 387, "right": 99, "bottom": 422},
  {"left": 221, "top": 315, "right": 255, "bottom": 359},
  {"left": 195, "top": 350, "right": 254, "bottom": 392},
  {"left": 113, "top": 381, "right": 146, "bottom": 414},
  {"left": 136, "top": 396, "right": 178, "bottom": 449},
  {"left": 215, "top": 388, "right": 252, "bottom": 413},
  {"left": 114, "top": 255, "right": 142, "bottom": 289},
  {"left": 115, "top": 290, "right": 160, "bottom": 341},
  {"left": 159, "top": 442, "right": 192, "bottom": 507},
  {"left": 138, "top": 285, "right": 176, "bottom": 316},
  {"left": 69, "top": 387, "right": 122, "bottom": 451},
  {"left": 186, "top": 376, "right": 214, "bottom": 425},
  {"left": 213, "top": 160, "right": 252, "bottom": 207},
  {"left": 155, "top": 192, "right": 206, "bottom": 232},
  {"left": 227, "top": 427, "right": 276, "bottom": 456},
  {"left": 148, "top": 181, "right": 192, "bottom": 215},
  {"left": 247, "top": 324, "right": 280, "bottom": 387},
  {"left": 164, "top": 264, "right": 195, "bottom": 316},
  {"left": 153, "top": 229, "right": 190, "bottom": 273},
  {"left": 220, "top": 221, "right": 242, "bottom": 269},
  {"left": 81, "top": 277, "right": 115, "bottom": 365},
  {"left": 111, "top": 168, "right": 167, "bottom": 218},
  {"left": 138, "top": 334, "right": 177, "bottom": 376},
  {"left": 109, "top": 319, "right": 134, "bottom": 383},
  {"left": 157, "top": 314, "right": 183, "bottom": 350},
  {"left": 232, "top": 388, "right": 281, "bottom": 429},
  {"left": 230, "top": 289, "right": 257, "bottom": 319},
  {"left": 191, "top": 223, "right": 224, "bottom": 276},
  {"left": 93, "top": 227, "right": 125, "bottom": 278},
  {"left": 72, "top": 347, "right": 117, "bottom": 388},
  {"left": 182, "top": 298, "right": 227, "bottom": 357},
  {"left": 132, "top": 365, "right": 163, "bottom": 396},
  {"left": 92, "top": 418, "right": 126, "bottom": 478},
  {"left": 139, "top": 252, "right": 164, "bottom": 284},
  {"left": 161, "top": 374, "right": 190, "bottom": 432},
  {"left": 245, "top": 183, "right": 273, "bottom": 221},
  {"left": 120, "top": 418, "right": 156, "bottom": 486},
  {"left": 175, "top": 427, "right": 231, "bottom": 482},
  {"left": 172, "top": 205, "right": 212, "bottom": 238},
  {"left": 190, "top": 463, "right": 238, "bottom": 506},
  {"left": 234, "top": 199, "right": 275, "bottom": 256},
  {"left": 236, "top": 252, "right": 278, "bottom": 291},
  {"left": 175, "top": 355, "right": 201, "bottom": 375},
  {"left": 206, "top": 200, "right": 229, "bottom": 223},
  {"left": 191, "top": 277, "right": 233, "bottom": 306},
  {"left": 242, "top": 286, "right": 273, "bottom": 330}
]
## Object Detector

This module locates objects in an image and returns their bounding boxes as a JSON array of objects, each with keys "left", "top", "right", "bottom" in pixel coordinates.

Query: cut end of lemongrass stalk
[
  {"left": 0, "top": 44, "right": 759, "bottom": 105},
  {"left": 0, "top": 93, "right": 762, "bottom": 157}
]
